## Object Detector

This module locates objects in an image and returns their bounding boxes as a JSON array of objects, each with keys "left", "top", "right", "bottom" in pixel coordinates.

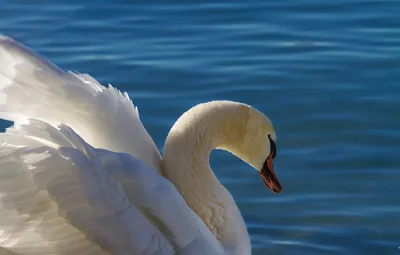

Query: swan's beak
[{"left": 259, "top": 157, "right": 282, "bottom": 194}]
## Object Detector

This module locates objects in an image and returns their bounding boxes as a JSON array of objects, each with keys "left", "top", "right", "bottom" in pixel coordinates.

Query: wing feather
[
  {"left": 0, "top": 35, "right": 161, "bottom": 172},
  {"left": 0, "top": 120, "right": 174, "bottom": 255},
  {"left": 96, "top": 150, "right": 222, "bottom": 255}
]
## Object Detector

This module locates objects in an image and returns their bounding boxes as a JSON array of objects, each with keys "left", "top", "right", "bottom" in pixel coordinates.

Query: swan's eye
[{"left": 268, "top": 135, "right": 276, "bottom": 159}]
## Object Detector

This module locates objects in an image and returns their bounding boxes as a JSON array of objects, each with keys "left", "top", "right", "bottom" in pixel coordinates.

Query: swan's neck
[{"left": 162, "top": 101, "right": 251, "bottom": 255}]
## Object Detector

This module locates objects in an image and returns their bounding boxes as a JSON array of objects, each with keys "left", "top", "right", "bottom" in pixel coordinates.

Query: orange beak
[{"left": 259, "top": 154, "right": 282, "bottom": 194}]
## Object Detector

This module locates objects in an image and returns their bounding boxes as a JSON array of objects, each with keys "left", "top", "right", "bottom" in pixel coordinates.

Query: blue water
[{"left": 1, "top": 1, "right": 399, "bottom": 254}]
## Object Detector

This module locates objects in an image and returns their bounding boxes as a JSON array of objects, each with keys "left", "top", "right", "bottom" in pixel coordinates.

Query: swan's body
[{"left": 0, "top": 35, "right": 281, "bottom": 255}]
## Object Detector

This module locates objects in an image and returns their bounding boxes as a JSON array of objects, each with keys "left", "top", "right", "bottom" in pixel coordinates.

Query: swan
[{"left": 0, "top": 35, "right": 282, "bottom": 255}]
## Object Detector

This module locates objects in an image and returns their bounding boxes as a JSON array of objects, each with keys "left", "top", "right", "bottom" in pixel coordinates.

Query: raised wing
[
  {"left": 0, "top": 119, "right": 174, "bottom": 255},
  {"left": 0, "top": 35, "right": 161, "bottom": 172}
]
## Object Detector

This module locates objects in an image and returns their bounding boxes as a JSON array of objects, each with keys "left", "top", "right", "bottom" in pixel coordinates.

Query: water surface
[{"left": 0, "top": 1, "right": 399, "bottom": 254}]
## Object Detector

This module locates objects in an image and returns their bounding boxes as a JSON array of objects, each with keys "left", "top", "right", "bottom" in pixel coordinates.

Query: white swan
[{"left": 0, "top": 35, "right": 282, "bottom": 255}]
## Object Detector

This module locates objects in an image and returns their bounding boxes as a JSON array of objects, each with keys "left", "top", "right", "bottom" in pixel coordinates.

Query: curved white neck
[{"left": 162, "top": 101, "right": 251, "bottom": 255}]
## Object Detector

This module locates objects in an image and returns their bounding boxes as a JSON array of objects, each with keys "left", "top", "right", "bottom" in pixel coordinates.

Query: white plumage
[
  {"left": 0, "top": 35, "right": 280, "bottom": 255},
  {"left": 0, "top": 35, "right": 161, "bottom": 173}
]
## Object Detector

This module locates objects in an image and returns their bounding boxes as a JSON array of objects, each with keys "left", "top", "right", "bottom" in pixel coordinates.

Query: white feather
[
  {"left": 0, "top": 35, "right": 161, "bottom": 172},
  {"left": 0, "top": 35, "right": 271, "bottom": 255},
  {"left": 0, "top": 120, "right": 177, "bottom": 255}
]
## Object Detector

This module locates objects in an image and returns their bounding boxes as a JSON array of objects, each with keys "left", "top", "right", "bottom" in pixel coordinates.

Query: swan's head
[
  {"left": 223, "top": 104, "right": 282, "bottom": 194},
  {"left": 166, "top": 100, "right": 282, "bottom": 194}
]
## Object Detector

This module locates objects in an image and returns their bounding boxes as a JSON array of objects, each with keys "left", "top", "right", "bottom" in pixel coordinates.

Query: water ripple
[{"left": 0, "top": 1, "right": 399, "bottom": 254}]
